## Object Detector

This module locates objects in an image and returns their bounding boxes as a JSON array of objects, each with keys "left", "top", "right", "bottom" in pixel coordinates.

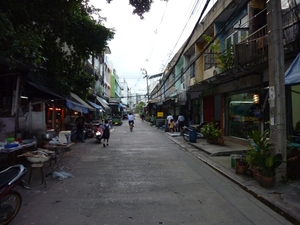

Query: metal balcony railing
[
  {"left": 234, "top": 4, "right": 300, "bottom": 71},
  {"left": 234, "top": 25, "right": 268, "bottom": 71}
]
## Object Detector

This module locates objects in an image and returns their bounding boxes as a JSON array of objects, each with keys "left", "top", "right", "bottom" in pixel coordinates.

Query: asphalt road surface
[{"left": 11, "top": 116, "right": 292, "bottom": 225}]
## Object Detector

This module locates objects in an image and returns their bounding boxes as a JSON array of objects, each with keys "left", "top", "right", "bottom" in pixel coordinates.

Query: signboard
[{"left": 157, "top": 112, "right": 164, "bottom": 118}]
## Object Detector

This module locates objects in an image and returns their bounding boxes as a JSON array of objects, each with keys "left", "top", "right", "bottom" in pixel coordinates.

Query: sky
[{"left": 90, "top": 0, "right": 215, "bottom": 95}]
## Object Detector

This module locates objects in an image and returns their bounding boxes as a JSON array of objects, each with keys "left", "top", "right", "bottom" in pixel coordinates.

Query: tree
[
  {"left": 106, "top": 0, "right": 155, "bottom": 19},
  {"left": 135, "top": 101, "right": 146, "bottom": 113},
  {"left": 0, "top": 0, "right": 114, "bottom": 97}
]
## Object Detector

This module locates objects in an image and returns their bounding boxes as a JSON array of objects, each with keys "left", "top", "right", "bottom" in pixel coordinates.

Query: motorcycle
[
  {"left": 0, "top": 164, "right": 30, "bottom": 225},
  {"left": 84, "top": 124, "right": 94, "bottom": 139},
  {"left": 182, "top": 122, "right": 206, "bottom": 142},
  {"left": 93, "top": 123, "right": 103, "bottom": 143}
]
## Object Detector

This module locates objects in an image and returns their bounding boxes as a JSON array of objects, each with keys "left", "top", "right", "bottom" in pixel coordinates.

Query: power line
[
  {"left": 150, "top": 0, "right": 248, "bottom": 99},
  {"left": 145, "top": 1, "right": 169, "bottom": 63}
]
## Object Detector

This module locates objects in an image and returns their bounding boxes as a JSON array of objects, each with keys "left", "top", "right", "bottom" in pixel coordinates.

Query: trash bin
[
  {"left": 189, "top": 130, "right": 197, "bottom": 143},
  {"left": 230, "top": 154, "right": 242, "bottom": 168}
]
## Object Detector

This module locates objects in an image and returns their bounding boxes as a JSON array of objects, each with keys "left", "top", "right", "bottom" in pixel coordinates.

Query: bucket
[
  {"left": 230, "top": 154, "right": 242, "bottom": 168},
  {"left": 189, "top": 130, "right": 197, "bottom": 143}
]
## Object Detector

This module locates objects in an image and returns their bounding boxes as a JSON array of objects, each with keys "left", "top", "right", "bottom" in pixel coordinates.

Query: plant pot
[
  {"left": 251, "top": 167, "right": 259, "bottom": 181},
  {"left": 236, "top": 159, "right": 248, "bottom": 175},
  {"left": 207, "top": 137, "right": 218, "bottom": 144},
  {"left": 257, "top": 173, "right": 275, "bottom": 188},
  {"left": 217, "top": 137, "right": 225, "bottom": 145}
]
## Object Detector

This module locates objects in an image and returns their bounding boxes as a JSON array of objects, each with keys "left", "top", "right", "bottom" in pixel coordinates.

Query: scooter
[
  {"left": 93, "top": 123, "right": 103, "bottom": 143},
  {"left": 0, "top": 164, "right": 30, "bottom": 225},
  {"left": 182, "top": 122, "right": 206, "bottom": 142},
  {"left": 84, "top": 124, "right": 94, "bottom": 139}
]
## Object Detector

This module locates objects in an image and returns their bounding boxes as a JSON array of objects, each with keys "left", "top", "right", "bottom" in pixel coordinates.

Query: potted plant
[
  {"left": 200, "top": 122, "right": 222, "bottom": 144},
  {"left": 235, "top": 157, "right": 248, "bottom": 175},
  {"left": 248, "top": 130, "right": 283, "bottom": 187},
  {"left": 245, "top": 147, "right": 259, "bottom": 180},
  {"left": 245, "top": 130, "right": 271, "bottom": 180}
]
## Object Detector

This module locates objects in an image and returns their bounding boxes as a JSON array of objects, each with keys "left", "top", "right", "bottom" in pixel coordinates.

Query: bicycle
[{"left": 182, "top": 122, "right": 206, "bottom": 142}]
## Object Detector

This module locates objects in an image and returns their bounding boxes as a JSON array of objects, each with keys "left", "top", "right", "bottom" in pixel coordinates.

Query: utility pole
[
  {"left": 267, "top": 0, "right": 286, "bottom": 180},
  {"left": 141, "top": 68, "right": 149, "bottom": 103}
]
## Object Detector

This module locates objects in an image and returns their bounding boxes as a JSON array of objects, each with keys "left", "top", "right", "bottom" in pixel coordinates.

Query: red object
[{"left": 15, "top": 138, "right": 22, "bottom": 144}]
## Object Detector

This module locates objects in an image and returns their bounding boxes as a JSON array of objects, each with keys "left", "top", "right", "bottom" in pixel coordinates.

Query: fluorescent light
[{"left": 21, "top": 96, "right": 28, "bottom": 99}]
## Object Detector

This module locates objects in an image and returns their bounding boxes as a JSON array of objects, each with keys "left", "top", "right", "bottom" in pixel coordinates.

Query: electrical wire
[
  {"left": 145, "top": 1, "right": 169, "bottom": 63},
  {"left": 150, "top": 0, "right": 249, "bottom": 99},
  {"left": 159, "top": 0, "right": 202, "bottom": 72}
]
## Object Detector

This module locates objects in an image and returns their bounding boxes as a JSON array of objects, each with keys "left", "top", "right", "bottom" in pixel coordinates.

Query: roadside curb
[{"left": 160, "top": 128, "right": 300, "bottom": 224}]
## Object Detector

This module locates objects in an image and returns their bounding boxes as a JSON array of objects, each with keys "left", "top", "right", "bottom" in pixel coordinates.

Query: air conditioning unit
[
  {"left": 190, "top": 77, "right": 196, "bottom": 86},
  {"left": 213, "top": 67, "right": 221, "bottom": 76},
  {"left": 180, "top": 83, "right": 185, "bottom": 89}
]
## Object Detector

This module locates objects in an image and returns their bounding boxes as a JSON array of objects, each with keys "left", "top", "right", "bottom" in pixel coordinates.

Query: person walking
[
  {"left": 169, "top": 119, "right": 175, "bottom": 133},
  {"left": 141, "top": 113, "right": 145, "bottom": 122},
  {"left": 102, "top": 119, "right": 110, "bottom": 147},
  {"left": 75, "top": 114, "right": 85, "bottom": 143},
  {"left": 177, "top": 113, "right": 185, "bottom": 134},
  {"left": 166, "top": 113, "right": 173, "bottom": 131}
]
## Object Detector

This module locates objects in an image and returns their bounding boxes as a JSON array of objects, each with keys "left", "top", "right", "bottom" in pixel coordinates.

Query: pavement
[{"left": 162, "top": 130, "right": 300, "bottom": 224}]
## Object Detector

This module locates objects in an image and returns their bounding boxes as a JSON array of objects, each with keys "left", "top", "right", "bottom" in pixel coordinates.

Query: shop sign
[{"left": 157, "top": 112, "right": 164, "bottom": 117}]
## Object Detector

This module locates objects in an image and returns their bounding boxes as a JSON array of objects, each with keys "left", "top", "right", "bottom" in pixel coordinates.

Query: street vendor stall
[{"left": 0, "top": 139, "right": 37, "bottom": 168}]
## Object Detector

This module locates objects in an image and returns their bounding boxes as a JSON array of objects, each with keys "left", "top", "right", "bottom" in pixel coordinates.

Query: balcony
[
  {"left": 234, "top": 25, "right": 268, "bottom": 72},
  {"left": 234, "top": 4, "right": 300, "bottom": 72}
]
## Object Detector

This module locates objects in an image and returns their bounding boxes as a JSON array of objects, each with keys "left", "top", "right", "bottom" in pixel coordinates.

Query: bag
[{"left": 103, "top": 124, "right": 110, "bottom": 136}]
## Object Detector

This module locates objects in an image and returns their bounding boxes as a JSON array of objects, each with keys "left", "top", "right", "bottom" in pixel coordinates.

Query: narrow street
[{"left": 11, "top": 116, "right": 291, "bottom": 225}]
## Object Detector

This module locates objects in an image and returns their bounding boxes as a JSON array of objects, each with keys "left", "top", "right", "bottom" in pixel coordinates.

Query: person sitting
[{"left": 128, "top": 112, "right": 134, "bottom": 128}]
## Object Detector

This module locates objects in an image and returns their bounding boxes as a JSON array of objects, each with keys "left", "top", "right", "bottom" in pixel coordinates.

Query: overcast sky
[{"left": 90, "top": 0, "right": 215, "bottom": 94}]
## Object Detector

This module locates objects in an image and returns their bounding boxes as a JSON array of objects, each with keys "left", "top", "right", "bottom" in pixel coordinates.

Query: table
[
  {"left": 0, "top": 141, "right": 37, "bottom": 153},
  {"left": 0, "top": 141, "right": 37, "bottom": 167},
  {"left": 44, "top": 142, "right": 74, "bottom": 175}
]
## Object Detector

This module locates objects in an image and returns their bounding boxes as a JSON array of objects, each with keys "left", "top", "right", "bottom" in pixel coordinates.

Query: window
[
  {"left": 225, "top": 30, "right": 249, "bottom": 49},
  {"left": 190, "top": 63, "right": 195, "bottom": 78},
  {"left": 180, "top": 67, "right": 184, "bottom": 83},
  {"left": 204, "top": 51, "right": 215, "bottom": 70}
]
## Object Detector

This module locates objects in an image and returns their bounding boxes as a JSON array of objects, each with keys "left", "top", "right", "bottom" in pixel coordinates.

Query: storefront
[{"left": 227, "top": 92, "right": 261, "bottom": 139}]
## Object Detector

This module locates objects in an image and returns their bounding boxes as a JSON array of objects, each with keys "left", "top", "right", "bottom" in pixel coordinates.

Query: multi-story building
[{"left": 149, "top": 0, "right": 300, "bottom": 142}]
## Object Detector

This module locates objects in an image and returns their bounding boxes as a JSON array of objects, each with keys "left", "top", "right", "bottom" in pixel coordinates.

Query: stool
[{"left": 28, "top": 163, "right": 47, "bottom": 188}]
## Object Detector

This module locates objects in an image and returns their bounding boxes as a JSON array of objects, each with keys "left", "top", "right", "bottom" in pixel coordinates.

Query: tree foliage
[
  {"left": 135, "top": 101, "right": 146, "bottom": 113},
  {"left": 0, "top": 0, "right": 114, "bottom": 97},
  {"left": 106, "top": 0, "right": 154, "bottom": 19}
]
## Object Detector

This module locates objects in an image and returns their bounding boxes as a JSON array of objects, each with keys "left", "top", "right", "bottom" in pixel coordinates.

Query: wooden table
[
  {"left": 0, "top": 141, "right": 37, "bottom": 168},
  {"left": 44, "top": 142, "right": 74, "bottom": 174}
]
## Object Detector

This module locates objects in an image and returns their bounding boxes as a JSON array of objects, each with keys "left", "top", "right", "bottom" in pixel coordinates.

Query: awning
[
  {"left": 65, "top": 99, "right": 89, "bottom": 114},
  {"left": 70, "top": 93, "right": 95, "bottom": 111},
  {"left": 87, "top": 100, "right": 105, "bottom": 112},
  {"left": 27, "top": 81, "right": 64, "bottom": 99},
  {"left": 148, "top": 98, "right": 161, "bottom": 103},
  {"left": 118, "top": 103, "right": 125, "bottom": 108},
  {"left": 96, "top": 96, "right": 111, "bottom": 113},
  {"left": 27, "top": 81, "right": 91, "bottom": 114},
  {"left": 285, "top": 53, "right": 300, "bottom": 86}
]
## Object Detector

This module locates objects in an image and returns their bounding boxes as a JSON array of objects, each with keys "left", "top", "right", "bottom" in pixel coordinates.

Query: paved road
[{"left": 11, "top": 117, "right": 292, "bottom": 225}]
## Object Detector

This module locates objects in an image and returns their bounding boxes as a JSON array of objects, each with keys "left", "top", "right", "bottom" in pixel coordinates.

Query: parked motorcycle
[
  {"left": 84, "top": 124, "right": 94, "bottom": 139},
  {"left": 0, "top": 164, "right": 30, "bottom": 225},
  {"left": 182, "top": 122, "right": 206, "bottom": 142},
  {"left": 93, "top": 123, "right": 103, "bottom": 143}
]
